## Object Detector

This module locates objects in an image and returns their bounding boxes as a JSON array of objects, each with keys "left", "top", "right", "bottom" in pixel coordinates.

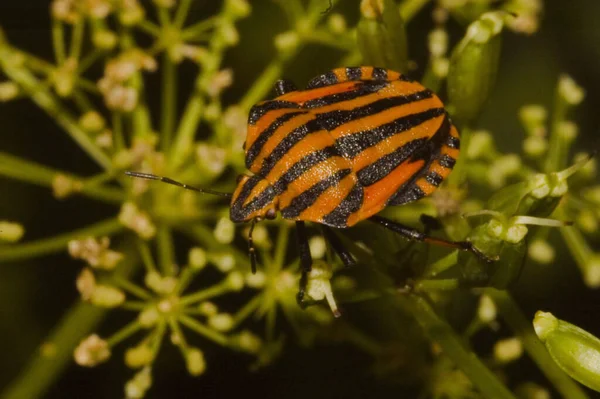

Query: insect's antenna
[
  {"left": 248, "top": 219, "right": 258, "bottom": 274},
  {"left": 125, "top": 171, "right": 233, "bottom": 198}
]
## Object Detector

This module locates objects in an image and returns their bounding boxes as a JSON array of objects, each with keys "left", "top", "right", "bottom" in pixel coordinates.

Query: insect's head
[{"left": 230, "top": 174, "right": 278, "bottom": 223}]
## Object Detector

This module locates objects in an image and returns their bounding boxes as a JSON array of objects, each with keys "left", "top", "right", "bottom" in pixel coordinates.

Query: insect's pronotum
[{"left": 127, "top": 66, "right": 492, "bottom": 311}]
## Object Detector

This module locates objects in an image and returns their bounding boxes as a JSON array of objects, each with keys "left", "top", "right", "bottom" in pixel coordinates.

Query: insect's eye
[{"left": 265, "top": 209, "right": 277, "bottom": 220}]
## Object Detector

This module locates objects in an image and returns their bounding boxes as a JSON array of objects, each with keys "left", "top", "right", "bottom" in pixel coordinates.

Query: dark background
[{"left": 1, "top": 1, "right": 599, "bottom": 398}]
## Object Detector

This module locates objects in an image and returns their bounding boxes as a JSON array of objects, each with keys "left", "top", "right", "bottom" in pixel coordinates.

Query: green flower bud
[
  {"left": 125, "top": 344, "right": 154, "bottom": 368},
  {"left": 124, "top": 367, "right": 152, "bottom": 399},
  {"left": 208, "top": 313, "right": 234, "bottom": 332},
  {"left": 189, "top": 247, "right": 207, "bottom": 270},
  {"left": 90, "top": 285, "right": 126, "bottom": 308},
  {"left": 447, "top": 12, "right": 504, "bottom": 124},
  {"left": 534, "top": 311, "right": 600, "bottom": 392},
  {"left": 357, "top": 0, "right": 408, "bottom": 72},
  {"left": 185, "top": 348, "right": 206, "bottom": 376},
  {"left": 0, "top": 220, "right": 24, "bottom": 242}
]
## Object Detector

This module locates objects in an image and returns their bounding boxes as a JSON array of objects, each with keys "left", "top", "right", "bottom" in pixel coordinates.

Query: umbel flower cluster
[{"left": 0, "top": 0, "right": 599, "bottom": 398}]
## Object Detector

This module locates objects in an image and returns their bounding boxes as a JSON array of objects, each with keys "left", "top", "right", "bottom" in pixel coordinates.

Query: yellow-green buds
[
  {"left": 74, "top": 334, "right": 111, "bottom": 367},
  {"left": 185, "top": 348, "right": 206, "bottom": 376},
  {"left": 0, "top": 220, "right": 24, "bottom": 242},
  {"left": 357, "top": 0, "right": 409, "bottom": 72},
  {"left": 533, "top": 311, "right": 600, "bottom": 392},
  {"left": 447, "top": 12, "right": 505, "bottom": 124},
  {"left": 124, "top": 367, "right": 152, "bottom": 399}
]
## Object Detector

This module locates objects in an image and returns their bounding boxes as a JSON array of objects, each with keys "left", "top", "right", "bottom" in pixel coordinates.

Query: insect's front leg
[
  {"left": 295, "top": 221, "right": 312, "bottom": 307},
  {"left": 321, "top": 226, "right": 356, "bottom": 267}
]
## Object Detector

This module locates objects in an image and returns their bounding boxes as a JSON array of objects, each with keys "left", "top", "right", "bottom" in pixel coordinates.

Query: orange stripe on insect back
[
  {"left": 440, "top": 144, "right": 460, "bottom": 160},
  {"left": 263, "top": 131, "right": 337, "bottom": 185},
  {"left": 299, "top": 173, "right": 356, "bottom": 223},
  {"left": 334, "top": 68, "right": 348, "bottom": 82},
  {"left": 329, "top": 96, "right": 443, "bottom": 140},
  {"left": 278, "top": 157, "right": 347, "bottom": 209},
  {"left": 415, "top": 177, "right": 437, "bottom": 196},
  {"left": 360, "top": 66, "right": 374, "bottom": 79},
  {"left": 351, "top": 115, "right": 444, "bottom": 171},
  {"left": 251, "top": 113, "right": 318, "bottom": 170},
  {"left": 358, "top": 159, "right": 425, "bottom": 218},
  {"left": 246, "top": 108, "right": 295, "bottom": 150},
  {"left": 242, "top": 178, "right": 271, "bottom": 208},
  {"left": 386, "top": 70, "right": 402, "bottom": 80},
  {"left": 278, "top": 82, "right": 357, "bottom": 104},
  {"left": 311, "top": 81, "right": 426, "bottom": 114}
]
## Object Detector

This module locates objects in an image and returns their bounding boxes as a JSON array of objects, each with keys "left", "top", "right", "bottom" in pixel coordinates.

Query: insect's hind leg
[
  {"left": 369, "top": 215, "right": 495, "bottom": 263},
  {"left": 321, "top": 226, "right": 356, "bottom": 267},
  {"left": 295, "top": 221, "right": 312, "bottom": 306}
]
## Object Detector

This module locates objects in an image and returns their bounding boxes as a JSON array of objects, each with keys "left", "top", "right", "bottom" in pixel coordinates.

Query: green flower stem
[
  {"left": 0, "top": 53, "right": 112, "bottom": 169},
  {"left": 157, "top": 225, "right": 176, "bottom": 276},
  {"left": 302, "top": 30, "right": 355, "bottom": 50},
  {"left": 136, "top": 239, "right": 159, "bottom": 274},
  {"left": 0, "top": 302, "right": 106, "bottom": 399},
  {"left": 106, "top": 320, "right": 143, "bottom": 347},
  {"left": 168, "top": 317, "right": 189, "bottom": 350},
  {"left": 179, "top": 280, "right": 229, "bottom": 306},
  {"left": 137, "top": 20, "right": 162, "bottom": 38},
  {"left": 77, "top": 49, "right": 103, "bottom": 75},
  {"left": 400, "top": 294, "right": 517, "bottom": 399},
  {"left": 51, "top": 20, "right": 66, "bottom": 65},
  {"left": 399, "top": 0, "right": 431, "bottom": 21},
  {"left": 180, "top": 17, "right": 218, "bottom": 40},
  {"left": 177, "top": 314, "right": 229, "bottom": 346},
  {"left": 111, "top": 276, "right": 153, "bottom": 301},
  {"left": 69, "top": 18, "right": 85, "bottom": 61},
  {"left": 0, "top": 217, "right": 124, "bottom": 263},
  {"left": 544, "top": 86, "right": 568, "bottom": 173},
  {"left": 559, "top": 224, "right": 593, "bottom": 280},
  {"left": 273, "top": 223, "right": 291, "bottom": 270},
  {"left": 0, "top": 151, "right": 124, "bottom": 203},
  {"left": 422, "top": 251, "right": 458, "bottom": 278},
  {"left": 111, "top": 112, "right": 125, "bottom": 151},
  {"left": 484, "top": 289, "right": 590, "bottom": 399},
  {"left": 121, "top": 301, "right": 148, "bottom": 311},
  {"left": 174, "top": 0, "right": 193, "bottom": 28},
  {"left": 168, "top": 92, "right": 204, "bottom": 171},
  {"left": 160, "top": 53, "right": 177, "bottom": 150},
  {"left": 414, "top": 278, "right": 460, "bottom": 292},
  {"left": 0, "top": 241, "right": 140, "bottom": 399},
  {"left": 239, "top": 57, "right": 289, "bottom": 113},
  {"left": 231, "top": 294, "right": 262, "bottom": 328},
  {"left": 72, "top": 89, "right": 94, "bottom": 112}
]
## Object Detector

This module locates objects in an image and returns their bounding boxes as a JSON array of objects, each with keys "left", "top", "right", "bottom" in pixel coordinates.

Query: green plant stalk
[
  {"left": 174, "top": 0, "right": 193, "bottom": 28},
  {"left": 177, "top": 314, "right": 229, "bottom": 346},
  {"left": 0, "top": 241, "right": 140, "bottom": 399},
  {"left": 0, "top": 52, "right": 112, "bottom": 169},
  {"left": 106, "top": 320, "right": 143, "bottom": 347},
  {"left": 0, "top": 151, "right": 123, "bottom": 203},
  {"left": 401, "top": 294, "right": 517, "bottom": 399},
  {"left": 179, "top": 280, "right": 229, "bottom": 306},
  {"left": 160, "top": 52, "right": 177, "bottom": 150},
  {"left": 157, "top": 225, "right": 176, "bottom": 276},
  {"left": 0, "top": 217, "right": 124, "bottom": 263},
  {"left": 69, "top": 18, "right": 85, "bottom": 61},
  {"left": 51, "top": 20, "right": 66, "bottom": 65},
  {"left": 484, "top": 289, "right": 590, "bottom": 399},
  {"left": 399, "top": 0, "right": 431, "bottom": 21},
  {"left": 544, "top": 86, "right": 569, "bottom": 173}
]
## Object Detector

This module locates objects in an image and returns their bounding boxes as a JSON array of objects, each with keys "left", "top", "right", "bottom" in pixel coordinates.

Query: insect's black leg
[
  {"left": 419, "top": 214, "right": 442, "bottom": 235},
  {"left": 275, "top": 79, "right": 298, "bottom": 96},
  {"left": 295, "top": 221, "right": 312, "bottom": 306},
  {"left": 248, "top": 220, "right": 258, "bottom": 274},
  {"left": 321, "top": 226, "right": 356, "bottom": 267},
  {"left": 369, "top": 215, "right": 495, "bottom": 263}
]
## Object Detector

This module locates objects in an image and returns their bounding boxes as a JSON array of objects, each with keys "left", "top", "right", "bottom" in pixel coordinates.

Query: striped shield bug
[{"left": 127, "top": 66, "right": 493, "bottom": 307}]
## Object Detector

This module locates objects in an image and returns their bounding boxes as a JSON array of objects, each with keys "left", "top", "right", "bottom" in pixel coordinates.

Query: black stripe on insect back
[
  {"left": 372, "top": 67, "right": 387, "bottom": 80},
  {"left": 425, "top": 171, "right": 444, "bottom": 187},
  {"left": 438, "top": 154, "right": 456, "bottom": 169},
  {"left": 306, "top": 70, "right": 339, "bottom": 89},
  {"left": 245, "top": 110, "right": 307, "bottom": 168},
  {"left": 321, "top": 183, "right": 364, "bottom": 227},
  {"left": 303, "top": 81, "right": 388, "bottom": 109},
  {"left": 230, "top": 175, "right": 266, "bottom": 221},
  {"left": 356, "top": 139, "right": 428, "bottom": 186},
  {"left": 336, "top": 107, "right": 446, "bottom": 158},
  {"left": 271, "top": 146, "right": 339, "bottom": 194},
  {"left": 315, "top": 90, "right": 434, "bottom": 131},
  {"left": 248, "top": 100, "right": 300, "bottom": 125},
  {"left": 281, "top": 168, "right": 352, "bottom": 219},
  {"left": 446, "top": 135, "right": 460, "bottom": 149},
  {"left": 345, "top": 67, "right": 362, "bottom": 80}
]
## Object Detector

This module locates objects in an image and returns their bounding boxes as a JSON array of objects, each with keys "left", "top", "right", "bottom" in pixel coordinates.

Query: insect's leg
[
  {"left": 248, "top": 220, "right": 258, "bottom": 274},
  {"left": 275, "top": 79, "right": 298, "bottom": 96},
  {"left": 321, "top": 226, "right": 356, "bottom": 267},
  {"left": 295, "top": 221, "right": 312, "bottom": 306},
  {"left": 369, "top": 215, "right": 495, "bottom": 263},
  {"left": 419, "top": 214, "right": 442, "bottom": 235}
]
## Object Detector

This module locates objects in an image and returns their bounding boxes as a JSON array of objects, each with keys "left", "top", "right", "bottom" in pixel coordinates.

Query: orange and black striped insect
[{"left": 127, "top": 66, "right": 491, "bottom": 306}]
